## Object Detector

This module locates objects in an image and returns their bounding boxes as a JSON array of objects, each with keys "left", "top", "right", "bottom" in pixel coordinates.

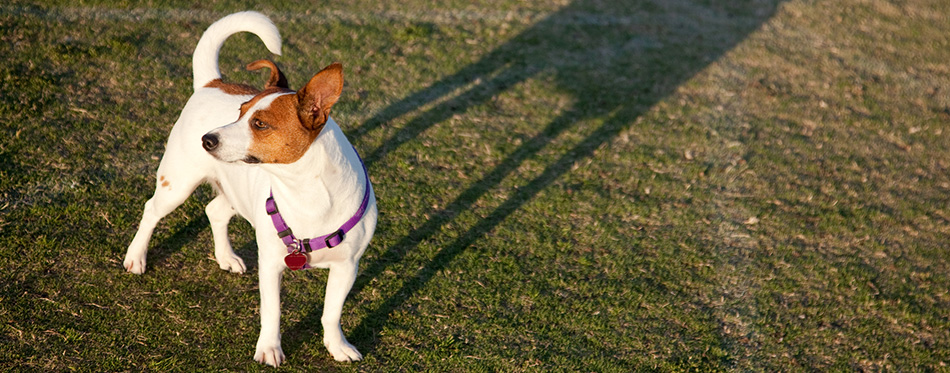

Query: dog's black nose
[{"left": 201, "top": 133, "right": 219, "bottom": 151}]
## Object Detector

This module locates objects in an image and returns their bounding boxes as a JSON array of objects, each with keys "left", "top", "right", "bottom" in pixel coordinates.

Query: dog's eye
[{"left": 251, "top": 119, "right": 268, "bottom": 130}]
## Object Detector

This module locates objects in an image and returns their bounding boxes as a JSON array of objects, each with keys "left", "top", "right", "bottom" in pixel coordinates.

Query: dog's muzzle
[{"left": 201, "top": 132, "right": 258, "bottom": 163}]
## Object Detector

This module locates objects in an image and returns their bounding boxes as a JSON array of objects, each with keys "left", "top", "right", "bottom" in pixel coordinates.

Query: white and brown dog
[{"left": 123, "top": 11, "right": 376, "bottom": 366}]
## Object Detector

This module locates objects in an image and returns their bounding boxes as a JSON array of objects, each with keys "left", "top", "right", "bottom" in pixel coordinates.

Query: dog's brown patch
[
  {"left": 159, "top": 175, "right": 171, "bottom": 189},
  {"left": 241, "top": 63, "right": 345, "bottom": 164}
]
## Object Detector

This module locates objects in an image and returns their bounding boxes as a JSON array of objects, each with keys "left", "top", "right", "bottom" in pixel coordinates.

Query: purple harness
[{"left": 265, "top": 149, "right": 370, "bottom": 270}]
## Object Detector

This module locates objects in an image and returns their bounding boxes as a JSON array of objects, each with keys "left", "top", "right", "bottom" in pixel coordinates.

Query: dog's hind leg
[
  {"left": 124, "top": 157, "right": 204, "bottom": 274},
  {"left": 206, "top": 194, "right": 246, "bottom": 273}
]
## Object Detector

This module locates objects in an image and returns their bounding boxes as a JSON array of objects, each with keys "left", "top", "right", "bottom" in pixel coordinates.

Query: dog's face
[{"left": 202, "top": 62, "right": 343, "bottom": 164}]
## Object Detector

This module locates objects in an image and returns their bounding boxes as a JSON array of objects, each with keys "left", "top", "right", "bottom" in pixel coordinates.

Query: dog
[{"left": 123, "top": 11, "right": 376, "bottom": 366}]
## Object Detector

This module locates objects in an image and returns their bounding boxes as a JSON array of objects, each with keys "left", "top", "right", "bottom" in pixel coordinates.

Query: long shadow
[{"left": 285, "top": 0, "right": 784, "bottom": 358}]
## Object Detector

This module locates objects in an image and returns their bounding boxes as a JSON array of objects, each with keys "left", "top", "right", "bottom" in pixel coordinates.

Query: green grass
[{"left": 2, "top": 0, "right": 950, "bottom": 370}]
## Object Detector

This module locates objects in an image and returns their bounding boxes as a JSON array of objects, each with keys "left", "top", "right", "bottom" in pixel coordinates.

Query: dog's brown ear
[
  {"left": 246, "top": 59, "right": 289, "bottom": 89},
  {"left": 296, "top": 62, "right": 343, "bottom": 132}
]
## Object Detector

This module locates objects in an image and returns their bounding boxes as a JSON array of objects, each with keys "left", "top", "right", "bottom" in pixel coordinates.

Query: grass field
[{"left": 2, "top": 0, "right": 950, "bottom": 370}]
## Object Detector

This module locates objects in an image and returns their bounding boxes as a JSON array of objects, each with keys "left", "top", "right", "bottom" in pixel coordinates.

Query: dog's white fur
[{"left": 123, "top": 11, "right": 376, "bottom": 366}]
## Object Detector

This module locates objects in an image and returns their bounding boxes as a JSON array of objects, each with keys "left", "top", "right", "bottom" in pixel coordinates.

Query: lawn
[{"left": 1, "top": 0, "right": 949, "bottom": 370}]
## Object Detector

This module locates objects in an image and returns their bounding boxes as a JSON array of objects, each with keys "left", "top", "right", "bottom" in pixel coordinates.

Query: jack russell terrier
[{"left": 123, "top": 11, "right": 376, "bottom": 366}]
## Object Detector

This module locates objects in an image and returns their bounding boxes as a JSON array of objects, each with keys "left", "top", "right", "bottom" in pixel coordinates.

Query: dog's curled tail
[{"left": 192, "top": 11, "right": 282, "bottom": 91}]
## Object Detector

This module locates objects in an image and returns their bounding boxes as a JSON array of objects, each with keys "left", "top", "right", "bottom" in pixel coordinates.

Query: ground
[{"left": 1, "top": 0, "right": 949, "bottom": 370}]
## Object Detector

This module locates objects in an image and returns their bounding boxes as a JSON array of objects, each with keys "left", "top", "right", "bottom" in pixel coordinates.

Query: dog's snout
[{"left": 201, "top": 133, "right": 219, "bottom": 151}]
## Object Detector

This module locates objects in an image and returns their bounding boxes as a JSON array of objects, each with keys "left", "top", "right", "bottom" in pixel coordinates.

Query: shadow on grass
[{"left": 285, "top": 0, "right": 785, "bottom": 358}]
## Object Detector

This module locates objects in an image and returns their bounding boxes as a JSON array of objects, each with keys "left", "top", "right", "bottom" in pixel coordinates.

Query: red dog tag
[{"left": 284, "top": 252, "right": 308, "bottom": 270}]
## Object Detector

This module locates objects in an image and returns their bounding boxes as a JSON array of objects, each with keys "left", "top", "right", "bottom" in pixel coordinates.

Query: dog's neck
[{"left": 261, "top": 118, "right": 364, "bottom": 230}]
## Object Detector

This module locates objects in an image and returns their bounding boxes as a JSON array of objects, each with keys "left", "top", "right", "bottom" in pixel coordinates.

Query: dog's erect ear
[
  {"left": 296, "top": 62, "right": 343, "bottom": 132},
  {"left": 246, "top": 59, "right": 289, "bottom": 89}
]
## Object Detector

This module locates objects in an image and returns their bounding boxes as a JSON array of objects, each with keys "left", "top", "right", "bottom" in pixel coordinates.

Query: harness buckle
[{"left": 325, "top": 229, "right": 345, "bottom": 248}]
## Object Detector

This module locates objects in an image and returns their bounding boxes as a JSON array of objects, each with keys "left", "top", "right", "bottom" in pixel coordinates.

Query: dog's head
[{"left": 202, "top": 61, "right": 343, "bottom": 164}]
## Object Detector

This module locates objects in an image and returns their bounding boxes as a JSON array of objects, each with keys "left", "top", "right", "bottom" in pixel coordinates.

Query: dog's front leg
[
  {"left": 322, "top": 261, "right": 362, "bottom": 361},
  {"left": 254, "top": 243, "right": 286, "bottom": 367}
]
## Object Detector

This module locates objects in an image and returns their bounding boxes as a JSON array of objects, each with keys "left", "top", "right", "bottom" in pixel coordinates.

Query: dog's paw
[
  {"left": 325, "top": 339, "right": 362, "bottom": 362},
  {"left": 254, "top": 344, "right": 285, "bottom": 367},
  {"left": 123, "top": 252, "right": 146, "bottom": 274},
  {"left": 215, "top": 252, "right": 246, "bottom": 274}
]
